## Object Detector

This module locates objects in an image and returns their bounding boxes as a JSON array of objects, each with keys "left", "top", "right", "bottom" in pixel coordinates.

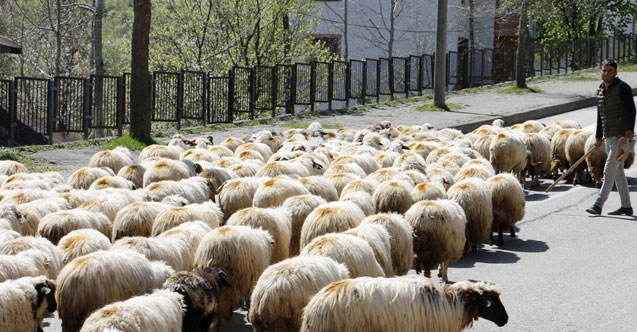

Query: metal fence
[{"left": 1, "top": 34, "right": 636, "bottom": 146}]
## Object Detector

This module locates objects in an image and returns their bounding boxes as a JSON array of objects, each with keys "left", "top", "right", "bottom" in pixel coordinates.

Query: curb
[{"left": 451, "top": 87, "right": 637, "bottom": 133}]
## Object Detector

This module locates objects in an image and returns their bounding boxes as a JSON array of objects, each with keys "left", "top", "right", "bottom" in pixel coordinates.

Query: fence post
[
  {"left": 47, "top": 79, "right": 55, "bottom": 144},
  {"left": 361, "top": 60, "right": 367, "bottom": 105},
  {"left": 389, "top": 58, "right": 395, "bottom": 99},
  {"left": 375, "top": 60, "right": 380, "bottom": 103},
  {"left": 405, "top": 58, "right": 410, "bottom": 98},
  {"left": 345, "top": 61, "right": 351, "bottom": 107},
  {"left": 227, "top": 68, "right": 235, "bottom": 123},
  {"left": 418, "top": 55, "right": 424, "bottom": 95},
  {"left": 328, "top": 61, "right": 334, "bottom": 109},
  {"left": 445, "top": 52, "right": 449, "bottom": 91},
  {"left": 202, "top": 73, "right": 209, "bottom": 126},
  {"left": 310, "top": 62, "right": 316, "bottom": 113},
  {"left": 8, "top": 80, "right": 16, "bottom": 147},
  {"left": 116, "top": 76, "right": 124, "bottom": 137},
  {"left": 176, "top": 71, "right": 184, "bottom": 130},
  {"left": 82, "top": 79, "right": 90, "bottom": 139},
  {"left": 290, "top": 65, "right": 297, "bottom": 114},
  {"left": 271, "top": 67, "right": 277, "bottom": 118},
  {"left": 249, "top": 67, "right": 256, "bottom": 120}
]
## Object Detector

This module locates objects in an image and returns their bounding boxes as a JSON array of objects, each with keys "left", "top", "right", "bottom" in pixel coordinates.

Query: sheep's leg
[
  {"left": 424, "top": 269, "right": 431, "bottom": 279},
  {"left": 497, "top": 224, "right": 505, "bottom": 246},
  {"left": 472, "top": 242, "right": 478, "bottom": 252},
  {"left": 439, "top": 262, "right": 449, "bottom": 283},
  {"left": 510, "top": 227, "right": 516, "bottom": 238}
]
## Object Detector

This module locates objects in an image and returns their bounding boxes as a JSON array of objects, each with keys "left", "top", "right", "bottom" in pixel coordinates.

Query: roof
[{"left": 0, "top": 36, "right": 22, "bottom": 54}]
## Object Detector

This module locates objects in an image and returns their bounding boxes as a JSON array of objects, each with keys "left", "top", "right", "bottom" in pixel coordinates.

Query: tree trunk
[
  {"left": 468, "top": 0, "right": 475, "bottom": 87},
  {"left": 94, "top": 0, "right": 105, "bottom": 137},
  {"left": 434, "top": 0, "right": 448, "bottom": 108},
  {"left": 388, "top": 0, "right": 396, "bottom": 58},
  {"left": 56, "top": 0, "right": 61, "bottom": 77},
  {"left": 130, "top": 0, "right": 152, "bottom": 142},
  {"left": 515, "top": 0, "right": 528, "bottom": 89},
  {"left": 343, "top": 0, "right": 348, "bottom": 59}
]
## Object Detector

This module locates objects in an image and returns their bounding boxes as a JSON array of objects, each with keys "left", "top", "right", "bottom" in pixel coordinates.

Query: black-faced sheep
[
  {"left": 0, "top": 276, "right": 57, "bottom": 332},
  {"left": 299, "top": 201, "right": 365, "bottom": 249},
  {"left": 280, "top": 194, "right": 328, "bottom": 256},
  {"left": 193, "top": 225, "right": 273, "bottom": 321},
  {"left": 56, "top": 249, "right": 175, "bottom": 332},
  {"left": 300, "top": 277, "right": 508, "bottom": 332},
  {"left": 248, "top": 256, "right": 350, "bottom": 332},
  {"left": 300, "top": 233, "right": 385, "bottom": 278},
  {"left": 486, "top": 173, "right": 525, "bottom": 246},
  {"left": 405, "top": 199, "right": 467, "bottom": 282}
]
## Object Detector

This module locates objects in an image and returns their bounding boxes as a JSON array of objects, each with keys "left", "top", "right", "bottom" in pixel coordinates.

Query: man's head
[{"left": 601, "top": 59, "right": 618, "bottom": 84}]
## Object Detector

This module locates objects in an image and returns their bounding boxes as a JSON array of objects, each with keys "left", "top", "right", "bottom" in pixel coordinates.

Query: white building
[{"left": 312, "top": 0, "right": 497, "bottom": 61}]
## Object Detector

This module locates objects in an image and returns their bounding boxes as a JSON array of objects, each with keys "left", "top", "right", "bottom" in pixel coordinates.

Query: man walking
[{"left": 586, "top": 60, "right": 635, "bottom": 216}]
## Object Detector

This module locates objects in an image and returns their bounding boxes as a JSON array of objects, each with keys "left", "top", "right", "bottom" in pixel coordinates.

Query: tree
[
  {"left": 130, "top": 0, "right": 152, "bottom": 142},
  {"left": 433, "top": 0, "right": 448, "bottom": 108},
  {"left": 515, "top": 0, "right": 528, "bottom": 88},
  {"left": 321, "top": 0, "right": 349, "bottom": 59},
  {"left": 350, "top": 0, "right": 404, "bottom": 58}
]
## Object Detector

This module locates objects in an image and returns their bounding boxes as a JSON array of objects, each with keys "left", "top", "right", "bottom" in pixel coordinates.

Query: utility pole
[{"left": 434, "top": 0, "right": 448, "bottom": 108}]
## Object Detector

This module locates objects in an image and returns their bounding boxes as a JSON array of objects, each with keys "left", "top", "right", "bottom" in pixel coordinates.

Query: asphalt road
[{"left": 42, "top": 106, "right": 637, "bottom": 332}]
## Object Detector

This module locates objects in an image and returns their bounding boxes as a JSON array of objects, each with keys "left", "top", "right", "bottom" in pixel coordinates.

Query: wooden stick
[{"left": 545, "top": 141, "right": 602, "bottom": 193}]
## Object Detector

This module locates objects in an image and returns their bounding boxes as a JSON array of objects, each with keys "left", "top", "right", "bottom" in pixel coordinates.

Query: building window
[{"left": 312, "top": 34, "right": 342, "bottom": 56}]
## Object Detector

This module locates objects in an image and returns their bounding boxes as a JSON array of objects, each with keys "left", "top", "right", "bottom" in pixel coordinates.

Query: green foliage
[
  {"left": 415, "top": 103, "right": 462, "bottom": 112},
  {"left": 0, "top": 149, "right": 19, "bottom": 161},
  {"left": 562, "top": 75, "right": 599, "bottom": 82},
  {"left": 497, "top": 84, "right": 543, "bottom": 94},
  {"left": 100, "top": 133, "right": 158, "bottom": 150}
]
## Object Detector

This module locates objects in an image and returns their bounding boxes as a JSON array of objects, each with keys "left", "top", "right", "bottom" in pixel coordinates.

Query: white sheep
[
  {"left": 227, "top": 160, "right": 260, "bottom": 177},
  {"left": 0, "top": 276, "right": 57, "bottom": 332},
  {"left": 252, "top": 175, "right": 310, "bottom": 208},
  {"left": 198, "top": 166, "right": 238, "bottom": 194},
  {"left": 411, "top": 181, "right": 447, "bottom": 202},
  {"left": 300, "top": 201, "right": 365, "bottom": 249},
  {"left": 0, "top": 236, "right": 64, "bottom": 278},
  {"left": 88, "top": 175, "right": 135, "bottom": 190},
  {"left": 216, "top": 177, "right": 266, "bottom": 219},
  {"left": 0, "top": 250, "right": 51, "bottom": 282},
  {"left": 280, "top": 194, "right": 327, "bottom": 256},
  {"left": 565, "top": 129, "right": 594, "bottom": 185},
  {"left": 300, "top": 277, "right": 508, "bottom": 332},
  {"left": 404, "top": 199, "right": 467, "bottom": 282},
  {"left": 57, "top": 229, "right": 112, "bottom": 265},
  {"left": 138, "top": 144, "right": 184, "bottom": 162},
  {"left": 521, "top": 132, "right": 551, "bottom": 187},
  {"left": 489, "top": 132, "right": 527, "bottom": 184},
  {"left": 113, "top": 233, "right": 195, "bottom": 271},
  {"left": 226, "top": 207, "right": 292, "bottom": 263},
  {"left": 37, "top": 208, "right": 111, "bottom": 246},
  {"left": 550, "top": 128, "right": 576, "bottom": 178},
  {"left": 343, "top": 223, "right": 393, "bottom": 276},
  {"left": 151, "top": 201, "right": 223, "bottom": 236},
  {"left": 331, "top": 154, "right": 378, "bottom": 175},
  {"left": 340, "top": 178, "right": 380, "bottom": 197},
  {"left": 219, "top": 137, "right": 245, "bottom": 152},
  {"left": 340, "top": 191, "right": 376, "bottom": 216},
  {"left": 142, "top": 158, "right": 202, "bottom": 187},
  {"left": 425, "top": 167, "right": 456, "bottom": 190},
  {"left": 88, "top": 147, "right": 133, "bottom": 174},
  {"left": 157, "top": 220, "right": 212, "bottom": 253},
  {"left": 116, "top": 164, "right": 146, "bottom": 189},
  {"left": 56, "top": 249, "right": 175, "bottom": 332},
  {"left": 194, "top": 225, "right": 273, "bottom": 321},
  {"left": 360, "top": 213, "right": 413, "bottom": 276},
  {"left": 585, "top": 134, "right": 607, "bottom": 187},
  {"left": 145, "top": 176, "right": 213, "bottom": 204},
  {"left": 248, "top": 256, "right": 350, "bottom": 332},
  {"left": 112, "top": 201, "right": 171, "bottom": 241},
  {"left": 372, "top": 180, "right": 413, "bottom": 214},
  {"left": 487, "top": 173, "right": 525, "bottom": 246},
  {"left": 298, "top": 176, "right": 339, "bottom": 202},
  {"left": 447, "top": 178, "right": 493, "bottom": 252},
  {"left": 300, "top": 233, "right": 385, "bottom": 278},
  {"left": 0, "top": 229, "right": 20, "bottom": 244},
  {"left": 67, "top": 167, "right": 115, "bottom": 190},
  {"left": 78, "top": 189, "right": 145, "bottom": 221},
  {"left": 0, "top": 160, "right": 28, "bottom": 175},
  {"left": 235, "top": 142, "right": 273, "bottom": 162}
]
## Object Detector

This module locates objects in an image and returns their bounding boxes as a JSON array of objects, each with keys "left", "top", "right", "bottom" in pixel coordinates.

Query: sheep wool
[
  {"left": 249, "top": 256, "right": 350, "bottom": 332},
  {"left": 57, "top": 229, "right": 112, "bottom": 265},
  {"left": 372, "top": 180, "right": 413, "bottom": 214},
  {"left": 253, "top": 176, "right": 310, "bottom": 208},
  {"left": 113, "top": 235, "right": 194, "bottom": 272},
  {"left": 298, "top": 176, "right": 339, "bottom": 202},
  {"left": 0, "top": 160, "right": 28, "bottom": 176},
  {"left": 217, "top": 177, "right": 265, "bottom": 219},
  {"left": 360, "top": 213, "right": 413, "bottom": 276},
  {"left": 151, "top": 201, "right": 223, "bottom": 236},
  {"left": 56, "top": 249, "right": 175, "bottom": 332},
  {"left": 299, "top": 201, "right": 365, "bottom": 249},
  {"left": 142, "top": 159, "right": 200, "bottom": 187},
  {"left": 116, "top": 164, "right": 146, "bottom": 189},
  {"left": 112, "top": 201, "right": 171, "bottom": 241},
  {"left": 584, "top": 134, "right": 607, "bottom": 186},
  {"left": 15, "top": 196, "right": 71, "bottom": 236},
  {"left": 486, "top": 173, "right": 525, "bottom": 246},
  {"left": 0, "top": 236, "right": 64, "bottom": 278},
  {"left": 145, "top": 176, "right": 213, "bottom": 204},
  {"left": 300, "top": 277, "right": 508, "bottom": 332},
  {"left": 88, "top": 176, "right": 135, "bottom": 190},
  {"left": 300, "top": 233, "right": 385, "bottom": 278},
  {"left": 226, "top": 207, "right": 291, "bottom": 263},
  {"left": 37, "top": 209, "right": 112, "bottom": 245},
  {"left": 0, "top": 250, "right": 51, "bottom": 282},
  {"left": 405, "top": 199, "right": 467, "bottom": 282},
  {"left": 88, "top": 147, "right": 133, "bottom": 174},
  {"left": 340, "top": 191, "right": 376, "bottom": 216},
  {"left": 565, "top": 129, "right": 594, "bottom": 185},
  {"left": 447, "top": 178, "right": 493, "bottom": 251},
  {"left": 343, "top": 223, "right": 393, "bottom": 276},
  {"left": 0, "top": 276, "right": 57, "bottom": 332},
  {"left": 340, "top": 178, "right": 380, "bottom": 198},
  {"left": 194, "top": 225, "right": 274, "bottom": 321}
]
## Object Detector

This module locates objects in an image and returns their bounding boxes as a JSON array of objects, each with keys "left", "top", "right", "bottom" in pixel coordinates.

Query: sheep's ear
[
  {"left": 218, "top": 271, "right": 232, "bottom": 288},
  {"left": 194, "top": 163, "right": 203, "bottom": 174}
]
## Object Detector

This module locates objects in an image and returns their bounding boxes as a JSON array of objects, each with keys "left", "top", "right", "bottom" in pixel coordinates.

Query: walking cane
[{"left": 545, "top": 139, "right": 603, "bottom": 193}]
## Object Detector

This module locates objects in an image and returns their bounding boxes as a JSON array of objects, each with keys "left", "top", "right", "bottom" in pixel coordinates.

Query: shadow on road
[
  {"left": 501, "top": 237, "right": 549, "bottom": 253},
  {"left": 526, "top": 193, "right": 549, "bottom": 201},
  {"left": 452, "top": 249, "right": 520, "bottom": 268}
]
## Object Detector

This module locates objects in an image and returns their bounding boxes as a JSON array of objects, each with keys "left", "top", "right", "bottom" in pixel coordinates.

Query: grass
[
  {"left": 415, "top": 103, "right": 462, "bottom": 112},
  {"left": 497, "top": 84, "right": 544, "bottom": 94},
  {"left": 0, "top": 149, "right": 20, "bottom": 161},
  {"left": 100, "top": 134, "right": 160, "bottom": 151},
  {"left": 0, "top": 148, "right": 69, "bottom": 173},
  {"left": 562, "top": 75, "right": 599, "bottom": 82}
]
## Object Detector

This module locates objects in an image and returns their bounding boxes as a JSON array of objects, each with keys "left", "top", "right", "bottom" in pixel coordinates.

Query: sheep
[
  {"left": 300, "top": 201, "right": 365, "bottom": 249},
  {"left": 0, "top": 160, "right": 28, "bottom": 175},
  {"left": 298, "top": 176, "right": 339, "bottom": 202},
  {"left": 0, "top": 236, "right": 64, "bottom": 278},
  {"left": 219, "top": 137, "right": 245, "bottom": 152},
  {"left": 340, "top": 178, "right": 380, "bottom": 197},
  {"left": 181, "top": 148, "right": 220, "bottom": 164},
  {"left": 425, "top": 167, "right": 456, "bottom": 190},
  {"left": 59, "top": 189, "right": 104, "bottom": 208},
  {"left": 454, "top": 163, "right": 495, "bottom": 182},
  {"left": 226, "top": 207, "right": 292, "bottom": 263},
  {"left": 142, "top": 158, "right": 202, "bottom": 187},
  {"left": 1, "top": 172, "right": 65, "bottom": 191},
  {"left": 78, "top": 189, "right": 145, "bottom": 222},
  {"left": 300, "top": 277, "right": 508, "bottom": 332},
  {"left": 487, "top": 173, "right": 525, "bottom": 246},
  {"left": 248, "top": 256, "right": 350, "bottom": 332},
  {"left": 211, "top": 156, "right": 242, "bottom": 168},
  {"left": 585, "top": 134, "right": 607, "bottom": 187},
  {"left": 56, "top": 249, "right": 175, "bottom": 332},
  {"left": 37, "top": 209, "right": 112, "bottom": 245},
  {"left": 326, "top": 172, "right": 361, "bottom": 197},
  {"left": 0, "top": 250, "right": 51, "bottom": 282},
  {"left": 216, "top": 177, "right": 266, "bottom": 219},
  {"left": 112, "top": 201, "right": 171, "bottom": 241},
  {"left": 145, "top": 176, "right": 213, "bottom": 204},
  {"left": 113, "top": 233, "right": 195, "bottom": 272},
  {"left": 553, "top": 119, "right": 581, "bottom": 129},
  {"left": 393, "top": 152, "right": 427, "bottom": 174},
  {"left": 489, "top": 132, "right": 527, "bottom": 184},
  {"left": 198, "top": 166, "right": 237, "bottom": 194},
  {"left": 88, "top": 175, "right": 135, "bottom": 190},
  {"left": 78, "top": 289, "right": 185, "bottom": 332},
  {"left": 252, "top": 176, "right": 310, "bottom": 208},
  {"left": 151, "top": 201, "right": 223, "bottom": 236},
  {"left": 138, "top": 144, "right": 184, "bottom": 162},
  {"left": 372, "top": 180, "right": 413, "bottom": 214},
  {"left": 67, "top": 167, "right": 115, "bottom": 190},
  {"left": 88, "top": 147, "right": 133, "bottom": 174},
  {"left": 330, "top": 155, "right": 379, "bottom": 175},
  {"left": 521, "top": 132, "right": 551, "bottom": 187},
  {"left": 396, "top": 169, "right": 429, "bottom": 186},
  {"left": 300, "top": 233, "right": 385, "bottom": 278},
  {"left": 405, "top": 199, "right": 467, "bottom": 282},
  {"left": 343, "top": 223, "right": 393, "bottom": 276},
  {"left": 157, "top": 220, "right": 212, "bottom": 252},
  {"left": 550, "top": 128, "right": 576, "bottom": 178},
  {"left": 116, "top": 164, "right": 146, "bottom": 189},
  {"left": 366, "top": 167, "right": 400, "bottom": 183},
  {"left": 375, "top": 151, "right": 400, "bottom": 168},
  {"left": 0, "top": 276, "right": 57, "bottom": 332},
  {"left": 324, "top": 162, "right": 367, "bottom": 178},
  {"left": 255, "top": 160, "right": 310, "bottom": 178},
  {"left": 227, "top": 161, "right": 261, "bottom": 177},
  {"left": 235, "top": 142, "right": 273, "bottom": 162},
  {"left": 447, "top": 178, "right": 493, "bottom": 252},
  {"left": 473, "top": 135, "right": 494, "bottom": 160},
  {"left": 360, "top": 213, "right": 413, "bottom": 275},
  {"left": 57, "top": 229, "right": 112, "bottom": 265},
  {"left": 194, "top": 225, "right": 274, "bottom": 321},
  {"left": 411, "top": 181, "right": 447, "bottom": 202},
  {"left": 565, "top": 129, "right": 594, "bottom": 185},
  {"left": 539, "top": 124, "right": 563, "bottom": 141},
  {"left": 279, "top": 195, "right": 327, "bottom": 256},
  {"left": 0, "top": 229, "right": 20, "bottom": 244},
  {"left": 14, "top": 197, "right": 71, "bottom": 236},
  {"left": 340, "top": 191, "right": 376, "bottom": 216}
]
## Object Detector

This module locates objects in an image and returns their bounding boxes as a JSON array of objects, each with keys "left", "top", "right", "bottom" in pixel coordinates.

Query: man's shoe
[
  {"left": 608, "top": 207, "right": 633, "bottom": 216},
  {"left": 586, "top": 205, "right": 602, "bottom": 215}
]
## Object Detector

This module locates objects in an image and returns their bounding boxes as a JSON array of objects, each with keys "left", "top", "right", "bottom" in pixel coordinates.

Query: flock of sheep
[{"left": 0, "top": 116, "right": 629, "bottom": 332}]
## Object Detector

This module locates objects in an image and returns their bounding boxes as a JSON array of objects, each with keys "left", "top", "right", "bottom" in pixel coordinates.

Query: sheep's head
[
  {"left": 35, "top": 279, "right": 57, "bottom": 315},
  {"left": 450, "top": 281, "right": 508, "bottom": 328}
]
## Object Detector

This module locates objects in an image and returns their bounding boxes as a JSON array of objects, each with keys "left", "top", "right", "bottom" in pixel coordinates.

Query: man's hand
[{"left": 626, "top": 130, "right": 634, "bottom": 141}]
